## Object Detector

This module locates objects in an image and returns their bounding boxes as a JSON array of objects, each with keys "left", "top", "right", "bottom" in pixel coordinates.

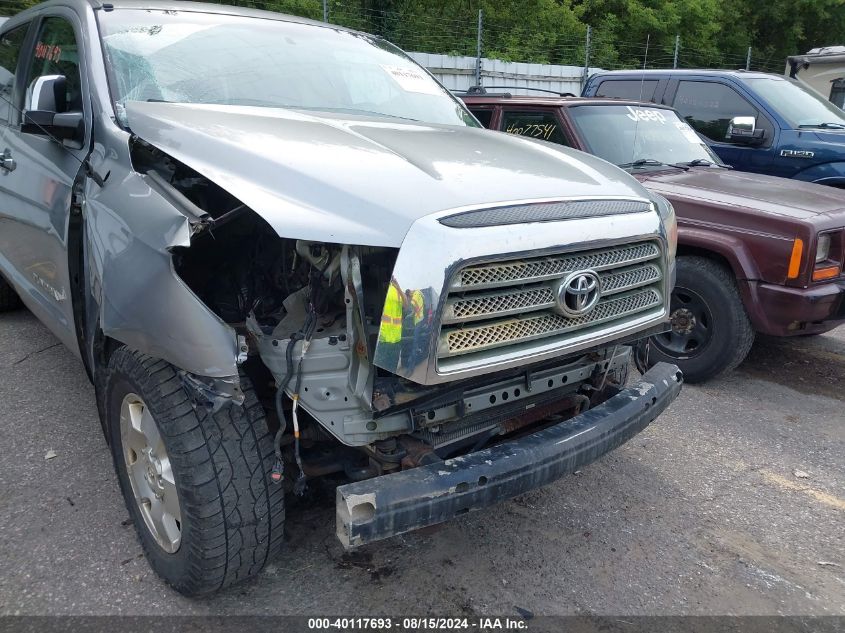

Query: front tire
[
  {"left": 0, "top": 277, "right": 21, "bottom": 312},
  {"left": 105, "top": 347, "right": 285, "bottom": 595},
  {"left": 647, "top": 256, "right": 754, "bottom": 383}
]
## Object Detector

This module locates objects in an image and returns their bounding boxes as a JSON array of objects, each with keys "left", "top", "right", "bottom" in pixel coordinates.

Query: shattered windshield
[
  {"left": 97, "top": 9, "right": 477, "bottom": 127},
  {"left": 569, "top": 104, "right": 722, "bottom": 168}
]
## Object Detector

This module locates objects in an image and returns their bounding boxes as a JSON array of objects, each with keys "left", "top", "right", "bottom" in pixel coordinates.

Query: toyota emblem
[{"left": 556, "top": 270, "right": 601, "bottom": 317}]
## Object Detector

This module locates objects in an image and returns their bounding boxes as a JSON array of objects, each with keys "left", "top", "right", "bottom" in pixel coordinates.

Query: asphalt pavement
[{"left": 0, "top": 309, "right": 843, "bottom": 616}]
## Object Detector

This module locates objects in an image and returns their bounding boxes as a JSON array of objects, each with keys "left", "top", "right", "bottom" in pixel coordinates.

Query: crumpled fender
[{"left": 83, "top": 119, "right": 239, "bottom": 378}]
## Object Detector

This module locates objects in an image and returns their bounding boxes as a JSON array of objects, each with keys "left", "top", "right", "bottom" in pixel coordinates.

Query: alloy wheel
[{"left": 120, "top": 393, "right": 182, "bottom": 553}]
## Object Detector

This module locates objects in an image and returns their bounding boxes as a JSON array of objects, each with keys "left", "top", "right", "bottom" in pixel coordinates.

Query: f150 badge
[{"left": 780, "top": 149, "right": 815, "bottom": 158}]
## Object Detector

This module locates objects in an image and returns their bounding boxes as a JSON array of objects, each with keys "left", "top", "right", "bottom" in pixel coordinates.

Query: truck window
[
  {"left": 831, "top": 79, "right": 845, "bottom": 109},
  {"left": 0, "top": 24, "right": 29, "bottom": 125},
  {"left": 673, "top": 81, "right": 757, "bottom": 143},
  {"left": 26, "top": 17, "right": 83, "bottom": 113},
  {"left": 501, "top": 110, "right": 568, "bottom": 145},
  {"left": 595, "top": 79, "right": 659, "bottom": 102},
  {"left": 469, "top": 107, "right": 494, "bottom": 128}
]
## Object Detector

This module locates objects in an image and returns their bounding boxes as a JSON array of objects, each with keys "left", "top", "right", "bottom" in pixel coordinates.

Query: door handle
[{"left": 0, "top": 148, "right": 15, "bottom": 173}]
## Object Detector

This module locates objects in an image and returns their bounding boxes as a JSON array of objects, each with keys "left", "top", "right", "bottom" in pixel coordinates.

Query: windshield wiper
[
  {"left": 798, "top": 122, "right": 845, "bottom": 129},
  {"left": 617, "top": 158, "right": 689, "bottom": 171},
  {"left": 671, "top": 158, "right": 730, "bottom": 169}
]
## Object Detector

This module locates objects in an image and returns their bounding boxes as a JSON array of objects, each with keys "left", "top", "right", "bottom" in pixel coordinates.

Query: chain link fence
[{"left": 0, "top": 0, "right": 788, "bottom": 76}]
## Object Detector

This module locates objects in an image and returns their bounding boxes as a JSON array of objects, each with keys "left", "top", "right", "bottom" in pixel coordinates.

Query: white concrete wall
[{"left": 409, "top": 52, "right": 599, "bottom": 95}]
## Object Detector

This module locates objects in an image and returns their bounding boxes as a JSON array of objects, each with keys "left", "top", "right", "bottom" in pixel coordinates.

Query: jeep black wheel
[
  {"left": 0, "top": 277, "right": 21, "bottom": 312},
  {"left": 104, "top": 347, "right": 285, "bottom": 595},
  {"left": 648, "top": 256, "right": 754, "bottom": 383}
]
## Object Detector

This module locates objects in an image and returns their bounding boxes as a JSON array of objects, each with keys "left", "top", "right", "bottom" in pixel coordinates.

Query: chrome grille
[
  {"left": 444, "top": 286, "right": 555, "bottom": 323},
  {"left": 439, "top": 241, "right": 664, "bottom": 359},
  {"left": 454, "top": 242, "right": 660, "bottom": 291}
]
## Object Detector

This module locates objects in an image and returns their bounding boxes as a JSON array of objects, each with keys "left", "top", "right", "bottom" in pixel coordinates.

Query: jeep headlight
[{"left": 816, "top": 233, "right": 831, "bottom": 263}]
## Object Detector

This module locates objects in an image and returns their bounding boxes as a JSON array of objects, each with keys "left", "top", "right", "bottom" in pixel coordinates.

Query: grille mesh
[
  {"left": 444, "top": 264, "right": 663, "bottom": 325},
  {"left": 442, "top": 289, "right": 661, "bottom": 356},
  {"left": 447, "top": 286, "right": 555, "bottom": 321},
  {"left": 600, "top": 263, "right": 662, "bottom": 294},
  {"left": 456, "top": 242, "right": 659, "bottom": 290},
  {"left": 438, "top": 240, "right": 665, "bottom": 361}
]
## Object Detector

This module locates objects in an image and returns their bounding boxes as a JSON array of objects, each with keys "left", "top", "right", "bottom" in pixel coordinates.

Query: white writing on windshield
[{"left": 626, "top": 106, "right": 667, "bottom": 124}]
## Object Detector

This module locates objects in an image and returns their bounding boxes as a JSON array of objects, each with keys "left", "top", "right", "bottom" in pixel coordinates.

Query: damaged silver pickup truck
[{"left": 0, "top": 0, "right": 682, "bottom": 595}]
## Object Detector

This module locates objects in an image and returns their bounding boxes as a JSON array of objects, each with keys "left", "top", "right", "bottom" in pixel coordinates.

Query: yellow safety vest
[
  {"left": 380, "top": 283, "right": 403, "bottom": 344},
  {"left": 411, "top": 289, "right": 425, "bottom": 325}
]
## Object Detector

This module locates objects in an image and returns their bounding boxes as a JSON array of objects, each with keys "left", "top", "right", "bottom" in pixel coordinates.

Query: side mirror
[
  {"left": 22, "top": 74, "right": 84, "bottom": 146},
  {"left": 27, "top": 74, "right": 67, "bottom": 112},
  {"left": 727, "top": 115, "right": 764, "bottom": 145}
]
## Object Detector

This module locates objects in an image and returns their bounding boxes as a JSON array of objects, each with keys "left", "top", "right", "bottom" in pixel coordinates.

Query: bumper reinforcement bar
[{"left": 337, "top": 362, "right": 683, "bottom": 547}]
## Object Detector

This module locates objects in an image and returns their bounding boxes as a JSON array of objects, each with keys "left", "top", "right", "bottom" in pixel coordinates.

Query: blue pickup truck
[{"left": 583, "top": 69, "right": 845, "bottom": 187}]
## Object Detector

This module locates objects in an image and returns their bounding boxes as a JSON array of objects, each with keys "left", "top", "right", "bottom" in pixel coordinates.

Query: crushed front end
[
  {"left": 237, "top": 197, "right": 681, "bottom": 546},
  {"left": 338, "top": 361, "right": 682, "bottom": 547}
]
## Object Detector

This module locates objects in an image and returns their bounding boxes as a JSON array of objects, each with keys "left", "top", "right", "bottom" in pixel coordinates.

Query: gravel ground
[{"left": 0, "top": 309, "right": 843, "bottom": 616}]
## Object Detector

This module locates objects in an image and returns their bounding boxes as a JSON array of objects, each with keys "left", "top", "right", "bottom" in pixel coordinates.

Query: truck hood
[
  {"left": 638, "top": 167, "right": 845, "bottom": 220},
  {"left": 126, "top": 101, "right": 651, "bottom": 247},
  {"left": 807, "top": 128, "right": 845, "bottom": 145}
]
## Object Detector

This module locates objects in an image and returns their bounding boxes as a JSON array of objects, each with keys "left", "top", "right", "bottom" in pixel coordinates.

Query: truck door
[
  {"left": 0, "top": 21, "right": 37, "bottom": 302},
  {"left": 0, "top": 11, "right": 92, "bottom": 353},
  {"left": 666, "top": 79, "right": 778, "bottom": 175}
]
